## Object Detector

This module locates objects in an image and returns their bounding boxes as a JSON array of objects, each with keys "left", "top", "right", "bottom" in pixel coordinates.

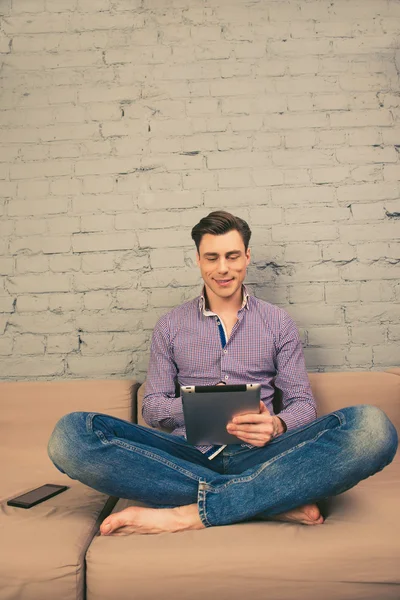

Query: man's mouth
[{"left": 214, "top": 278, "right": 234, "bottom": 287}]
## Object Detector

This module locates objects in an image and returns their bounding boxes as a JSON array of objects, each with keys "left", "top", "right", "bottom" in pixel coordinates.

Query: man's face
[{"left": 196, "top": 230, "right": 251, "bottom": 301}]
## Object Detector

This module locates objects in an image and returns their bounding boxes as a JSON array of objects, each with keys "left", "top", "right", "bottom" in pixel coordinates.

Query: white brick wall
[{"left": 1, "top": 0, "right": 399, "bottom": 379}]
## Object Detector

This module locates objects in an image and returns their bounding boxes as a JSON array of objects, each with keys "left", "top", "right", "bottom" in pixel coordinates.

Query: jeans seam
[
  {"left": 198, "top": 480, "right": 211, "bottom": 527},
  {"left": 93, "top": 428, "right": 202, "bottom": 483}
]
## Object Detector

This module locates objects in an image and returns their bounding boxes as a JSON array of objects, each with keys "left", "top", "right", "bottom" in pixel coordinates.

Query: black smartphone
[{"left": 7, "top": 484, "right": 69, "bottom": 509}]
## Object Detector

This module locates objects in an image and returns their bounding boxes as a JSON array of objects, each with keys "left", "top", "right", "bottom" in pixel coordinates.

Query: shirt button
[
  {"left": 224, "top": 349, "right": 227, "bottom": 354},
  {"left": 216, "top": 321, "right": 220, "bottom": 325},
  {"left": 224, "top": 375, "right": 229, "bottom": 380}
]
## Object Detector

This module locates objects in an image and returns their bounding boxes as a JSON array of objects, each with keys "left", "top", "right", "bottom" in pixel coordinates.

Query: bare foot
[
  {"left": 267, "top": 503, "right": 324, "bottom": 525},
  {"left": 100, "top": 504, "right": 205, "bottom": 536}
]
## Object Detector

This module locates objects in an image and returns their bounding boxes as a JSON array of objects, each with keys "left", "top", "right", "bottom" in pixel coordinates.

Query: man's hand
[{"left": 226, "top": 402, "right": 286, "bottom": 447}]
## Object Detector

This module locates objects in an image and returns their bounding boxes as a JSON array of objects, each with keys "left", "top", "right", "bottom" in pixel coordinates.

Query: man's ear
[{"left": 246, "top": 247, "right": 251, "bottom": 266}]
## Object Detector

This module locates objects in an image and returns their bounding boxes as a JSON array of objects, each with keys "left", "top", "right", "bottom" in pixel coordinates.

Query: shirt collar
[{"left": 199, "top": 285, "right": 250, "bottom": 315}]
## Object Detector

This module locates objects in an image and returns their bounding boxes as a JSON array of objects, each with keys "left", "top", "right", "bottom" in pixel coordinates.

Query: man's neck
[{"left": 204, "top": 285, "right": 243, "bottom": 315}]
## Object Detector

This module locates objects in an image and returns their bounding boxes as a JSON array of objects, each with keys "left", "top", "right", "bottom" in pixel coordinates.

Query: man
[{"left": 48, "top": 210, "right": 398, "bottom": 536}]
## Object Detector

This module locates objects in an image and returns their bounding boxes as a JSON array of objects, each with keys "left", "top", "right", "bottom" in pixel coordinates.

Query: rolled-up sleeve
[
  {"left": 274, "top": 311, "right": 317, "bottom": 432},
  {"left": 142, "top": 315, "right": 185, "bottom": 431}
]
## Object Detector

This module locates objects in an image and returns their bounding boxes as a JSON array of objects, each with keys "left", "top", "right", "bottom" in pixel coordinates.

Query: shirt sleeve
[
  {"left": 273, "top": 310, "right": 317, "bottom": 432},
  {"left": 142, "top": 314, "right": 185, "bottom": 431}
]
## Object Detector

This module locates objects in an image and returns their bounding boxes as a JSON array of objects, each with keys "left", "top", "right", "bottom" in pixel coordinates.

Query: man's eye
[
  {"left": 207, "top": 257, "right": 217, "bottom": 261},
  {"left": 229, "top": 255, "right": 239, "bottom": 260}
]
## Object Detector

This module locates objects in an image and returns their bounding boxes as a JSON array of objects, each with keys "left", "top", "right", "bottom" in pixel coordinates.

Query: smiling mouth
[{"left": 215, "top": 278, "right": 234, "bottom": 285}]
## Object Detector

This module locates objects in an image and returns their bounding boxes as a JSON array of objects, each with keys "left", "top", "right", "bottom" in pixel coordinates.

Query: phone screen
[{"left": 12, "top": 484, "right": 65, "bottom": 504}]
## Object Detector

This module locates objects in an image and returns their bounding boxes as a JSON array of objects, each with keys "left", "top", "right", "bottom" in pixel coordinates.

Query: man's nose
[{"left": 217, "top": 258, "right": 229, "bottom": 273}]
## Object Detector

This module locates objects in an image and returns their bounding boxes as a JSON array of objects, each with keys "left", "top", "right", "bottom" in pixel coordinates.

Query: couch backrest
[
  {"left": 0, "top": 379, "right": 138, "bottom": 451},
  {"left": 136, "top": 371, "right": 400, "bottom": 433}
]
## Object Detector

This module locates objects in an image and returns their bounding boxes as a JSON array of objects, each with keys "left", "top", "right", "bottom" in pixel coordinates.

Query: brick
[
  {"left": 340, "top": 223, "right": 399, "bottom": 242},
  {"left": 14, "top": 334, "right": 45, "bottom": 355},
  {"left": 141, "top": 267, "right": 201, "bottom": 288},
  {"left": 345, "top": 303, "right": 400, "bottom": 323},
  {"left": 80, "top": 214, "right": 115, "bottom": 232},
  {"left": 308, "top": 327, "right": 348, "bottom": 346},
  {"left": 286, "top": 207, "right": 349, "bottom": 224},
  {"left": 80, "top": 253, "right": 115, "bottom": 274},
  {"left": 0, "top": 258, "right": 13, "bottom": 275},
  {"left": 337, "top": 183, "right": 398, "bottom": 202},
  {"left": 8, "top": 198, "right": 69, "bottom": 217},
  {"left": 285, "top": 131, "right": 316, "bottom": 148},
  {"left": 0, "top": 335, "right": 13, "bottom": 356},
  {"left": 359, "top": 281, "right": 395, "bottom": 302},
  {"left": 280, "top": 262, "right": 339, "bottom": 283},
  {"left": 46, "top": 217, "right": 80, "bottom": 235},
  {"left": 289, "top": 285, "right": 324, "bottom": 304},
  {"left": 247, "top": 207, "right": 283, "bottom": 226},
  {"left": 79, "top": 333, "right": 113, "bottom": 354},
  {"left": 312, "top": 167, "right": 349, "bottom": 184},
  {"left": 271, "top": 186, "right": 334, "bottom": 206},
  {"left": 252, "top": 133, "right": 282, "bottom": 150},
  {"left": 72, "top": 194, "right": 134, "bottom": 213},
  {"left": 322, "top": 244, "right": 356, "bottom": 262},
  {"left": 284, "top": 170, "right": 311, "bottom": 185},
  {"left": 41, "top": 123, "right": 99, "bottom": 142},
  {"left": 337, "top": 147, "right": 398, "bottom": 166},
  {"left": 264, "top": 113, "right": 328, "bottom": 130},
  {"left": 17, "top": 180, "right": 49, "bottom": 197},
  {"left": 388, "top": 325, "right": 400, "bottom": 341},
  {"left": 352, "top": 165, "right": 383, "bottom": 183},
  {"left": 318, "top": 130, "right": 346, "bottom": 146},
  {"left": 182, "top": 134, "right": 216, "bottom": 152},
  {"left": 47, "top": 334, "right": 79, "bottom": 354},
  {"left": 341, "top": 261, "right": 399, "bottom": 281},
  {"left": 118, "top": 253, "right": 149, "bottom": 271},
  {"left": 10, "top": 161, "right": 72, "bottom": 180},
  {"left": 138, "top": 229, "right": 192, "bottom": 250},
  {"left": 50, "top": 178, "right": 81, "bottom": 195},
  {"left": 330, "top": 111, "right": 392, "bottom": 128},
  {"left": 115, "top": 289, "right": 148, "bottom": 309},
  {"left": 49, "top": 255, "right": 81, "bottom": 272},
  {"left": 205, "top": 189, "right": 269, "bottom": 208},
  {"left": 0, "top": 295, "right": 15, "bottom": 312},
  {"left": 373, "top": 344, "right": 400, "bottom": 366},
  {"left": 351, "top": 203, "right": 386, "bottom": 221},
  {"left": 16, "top": 295, "right": 49, "bottom": 312},
  {"left": 9, "top": 312, "right": 74, "bottom": 333},
  {"left": 273, "top": 149, "right": 333, "bottom": 167},
  {"left": 182, "top": 171, "right": 216, "bottom": 190},
  {"left": 357, "top": 242, "right": 389, "bottom": 261},
  {"left": 351, "top": 325, "right": 386, "bottom": 344},
  {"left": 285, "top": 244, "right": 321, "bottom": 262},
  {"left": 16, "top": 255, "right": 49, "bottom": 274},
  {"left": 67, "top": 354, "right": 131, "bottom": 377},
  {"left": 218, "top": 170, "right": 251, "bottom": 189},
  {"left": 74, "top": 272, "right": 133, "bottom": 292},
  {"left": 138, "top": 191, "right": 201, "bottom": 210},
  {"left": 75, "top": 157, "right": 141, "bottom": 176},
  {"left": 287, "top": 305, "right": 342, "bottom": 326},
  {"left": 49, "top": 293, "right": 82, "bottom": 311},
  {"left": 75, "top": 312, "right": 140, "bottom": 332},
  {"left": 303, "top": 348, "right": 345, "bottom": 367},
  {"left": 72, "top": 232, "right": 136, "bottom": 253},
  {"left": 150, "top": 248, "right": 185, "bottom": 269},
  {"left": 346, "top": 346, "right": 373, "bottom": 367},
  {"left": 253, "top": 169, "right": 284, "bottom": 187},
  {"left": 0, "top": 181, "right": 17, "bottom": 197},
  {"left": 7, "top": 274, "right": 70, "bottom": 294},
  {"left": 0, "top": 357, "right": 64, "bottom": 377},
  {"left": 83, "top": 292, "right": 113, "bottom": 310}
]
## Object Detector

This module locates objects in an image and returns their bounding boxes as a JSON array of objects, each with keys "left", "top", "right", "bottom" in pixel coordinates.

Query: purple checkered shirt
[{"left": 143, "top": 285, "right": 317, "bottom": 458}]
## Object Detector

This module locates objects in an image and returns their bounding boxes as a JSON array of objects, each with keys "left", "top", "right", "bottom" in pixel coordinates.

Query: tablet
[{"left": 181, "top": 383, "right": 261, "bottom": 445}]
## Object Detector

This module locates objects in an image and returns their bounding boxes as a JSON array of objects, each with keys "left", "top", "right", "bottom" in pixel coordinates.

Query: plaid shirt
[{"left": 143, "top": 285, "right": 317, "bottom": 457}]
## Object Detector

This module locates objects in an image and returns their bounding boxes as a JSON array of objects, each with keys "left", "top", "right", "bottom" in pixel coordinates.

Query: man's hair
[{"left": 191, "top": 210, "right": 252, "bottom": 253}]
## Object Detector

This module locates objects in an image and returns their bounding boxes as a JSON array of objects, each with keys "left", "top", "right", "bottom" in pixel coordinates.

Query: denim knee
[
  {"left": 47, "top": 411, "right": 88, "bottom": 473},
  {"left": 350, "top": 404, "right": 398, "bottom": 465}
]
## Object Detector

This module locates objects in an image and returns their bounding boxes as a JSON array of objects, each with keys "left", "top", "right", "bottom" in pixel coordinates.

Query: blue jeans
[{"left": 47, "top": 405, "right": 398, "bottom": 528}]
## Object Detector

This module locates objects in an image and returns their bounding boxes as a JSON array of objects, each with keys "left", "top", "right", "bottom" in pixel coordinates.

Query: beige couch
[{"left": 1, "top": 370, "right": 399, "bottom": 600}]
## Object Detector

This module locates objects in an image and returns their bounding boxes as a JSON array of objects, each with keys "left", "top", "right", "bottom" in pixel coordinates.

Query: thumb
[{"left": 260, "top": 401, "right": 269, "bottom": 414}]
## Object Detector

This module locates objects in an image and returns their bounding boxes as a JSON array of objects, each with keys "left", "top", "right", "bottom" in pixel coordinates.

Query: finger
[
  {"left": 233, "top": 413, "right": 273, "bottom": 425},
  {"left": 259, "top": 401, "right": 269, "bottom": 413},
  {"left": 229, "top": 424, "right": 270, "bottom": 435},
  {"left": 234, "top": 433, "right": 271, "bottom": 445}
]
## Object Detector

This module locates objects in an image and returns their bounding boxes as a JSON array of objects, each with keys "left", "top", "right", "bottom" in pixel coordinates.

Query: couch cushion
[
  {"left": 0, "top": 379, "right": 136, "bottom": 600},
  {"left": 86, "top": 452, "right": 400, "bottom": 600}
]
